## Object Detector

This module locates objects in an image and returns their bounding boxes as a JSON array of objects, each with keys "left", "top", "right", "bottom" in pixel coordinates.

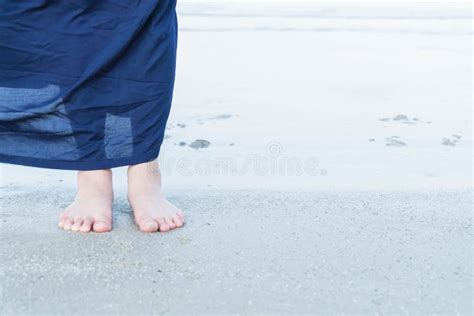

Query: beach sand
[
  {"left": 0, "top": 2, "right": 472, "bottom": 314},
  {"left": 1, "top": 186, "right": 472, "bottom": 314}
]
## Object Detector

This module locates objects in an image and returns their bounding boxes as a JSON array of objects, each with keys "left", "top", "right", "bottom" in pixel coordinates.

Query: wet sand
[
  {"left": 0, "top": 185, "right": 472, "bottom": 314},
  {"left": 1, "top": 3, "right": 472, "bottom": 192}
]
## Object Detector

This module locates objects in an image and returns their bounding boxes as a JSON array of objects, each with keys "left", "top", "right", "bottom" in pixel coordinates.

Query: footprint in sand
[
  {"left": 385, "top": 136, "right": 407, "bottom": 147},
  {"left": 189, "top": 139, "right": 210, "bottom": 149},
  {"left": 393, "top": 114, "right": 409, "bottom": 122},
  {"left": 442, "top": 134, "right": 462, "bottom": 147}
]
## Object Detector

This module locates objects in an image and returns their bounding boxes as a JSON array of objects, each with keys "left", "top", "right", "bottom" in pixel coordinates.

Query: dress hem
[{"left": 0, "top": 151, "right": 160, "bottom": 171}]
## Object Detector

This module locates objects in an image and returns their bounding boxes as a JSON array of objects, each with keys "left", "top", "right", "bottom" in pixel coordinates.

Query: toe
[
  {"left": 93, "top": 220, "right": 112, "bottom": 233},
  {"left": 58, "top": 214, "right": 69, "bottom": 228},
  {"left": 137, "top": 218, "right": 159, "bottom": 233},
  {"left": 58, "top": 218, "right": 66, "bottom": 228},
  {"left": 166, "top": 217, "right": 177, "bottom": 229},
  {"left": 62, "top": 218, "right": 74, "bottom": 230},
  {"left": 177, "top": 210, "right": 185, "bottom": 223},
  {"left": 172, "top": 214, "right": 184, "bottom": 227},
  {"left": 71, "top": 218, "right": 83, "bottom": 232},
  {"left": 156, "top": 217, "right": 170, "bottom": 232},
  {"left": 79, "top": 217, "right": 94, "bottom": 232}
]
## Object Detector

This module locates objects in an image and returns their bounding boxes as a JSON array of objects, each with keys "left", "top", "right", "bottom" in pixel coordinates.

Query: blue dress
[{"left": 0, "top": 0, "right": 177, "bottom": 170}]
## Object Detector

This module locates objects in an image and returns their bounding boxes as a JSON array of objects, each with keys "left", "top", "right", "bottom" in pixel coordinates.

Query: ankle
[{"left": 127, "top": 161, "right": 163, "bottom": 195}]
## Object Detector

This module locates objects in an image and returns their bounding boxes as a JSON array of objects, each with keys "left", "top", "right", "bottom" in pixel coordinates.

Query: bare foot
[
  {"left": 127, "top": 160, "right": 185, "bottom": 233},
  {"left": 58, "top": 170, "right": 113, "bottom": 233}
]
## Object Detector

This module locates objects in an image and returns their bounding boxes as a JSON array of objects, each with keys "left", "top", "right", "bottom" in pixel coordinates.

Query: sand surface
[{"left": 1, "top": 186, "right": 472, "bottom": 314}]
